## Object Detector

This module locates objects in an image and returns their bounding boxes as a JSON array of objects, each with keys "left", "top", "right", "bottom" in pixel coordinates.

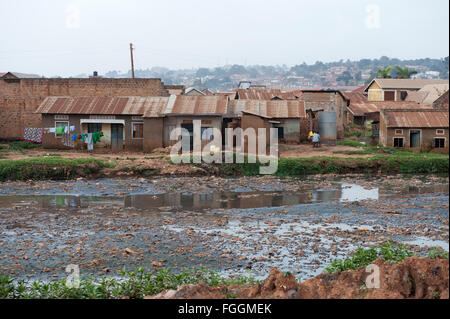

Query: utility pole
[{"left": 129, "top": 43, "right": 135, "bottom": 79}]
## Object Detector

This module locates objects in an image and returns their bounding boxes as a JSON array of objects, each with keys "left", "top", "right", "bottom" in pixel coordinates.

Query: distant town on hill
[{"left": 72, "top": 56, "right": 449, "bottom": 91}]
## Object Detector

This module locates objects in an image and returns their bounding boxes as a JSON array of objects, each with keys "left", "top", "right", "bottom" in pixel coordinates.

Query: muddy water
[{"left": 0, "top": 176, "right": 448, "bottom": 281}]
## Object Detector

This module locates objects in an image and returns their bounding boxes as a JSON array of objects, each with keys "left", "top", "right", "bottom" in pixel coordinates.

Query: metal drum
[{"left": 318, "top": 112, "right": 337, "bottom": 145}]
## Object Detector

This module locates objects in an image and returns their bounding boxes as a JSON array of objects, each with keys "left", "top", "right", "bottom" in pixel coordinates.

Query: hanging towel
[
  {"left": 85, "top": 133, "right": 94, "bottom": 151},
  {"left": 72, "top": 133, "right": 77, "bottom": 141},
  {"left": 56, "top": 126, "right": 65, "bottom": 135},
  {"left": 49, "top": 127, "right": 56, "bottom": 133},
  {"left": 62, "top": 133, "right": 74, "bottom": 147},
  {"left": 24, "top": 128, "right": 44, "bottom": 143},
  {"left": 64, "top": 126, "right": 69, "bottom": 134},
  {"left": 92, "top": 131, "right": 101, "bottom": 144},
  {"left": 70, "top": 125, "right": 75, "bottom": 132}
]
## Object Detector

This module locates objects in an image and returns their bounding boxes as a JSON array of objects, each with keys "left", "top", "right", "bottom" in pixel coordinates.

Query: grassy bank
[
  {"left": 0, "top": 267, "right": 256, "bottom": 299},
  {"left": 0, "top": 157, "right": 114, "bottom": 181},
  {"left": 216, "top": 154, "right": 449, "bottom": 176}
]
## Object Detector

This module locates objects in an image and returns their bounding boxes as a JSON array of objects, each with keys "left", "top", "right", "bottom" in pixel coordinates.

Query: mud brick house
[
  {"left": 36, "top": 96, "right": 169, "bottom": 151},
  {"left": 0, "top": 76, "right": 171, "bottom": 140},
  {"left": 300, "top": 90, "right": 349, "bottom": 139},
  {"left": 144, "top": 95, "right": 229, "bottom": 152},
  {"left": 229, "top": 99, "right": 306, "bottom": 144},
  {"left": 364, "top": 79, "right": 449, "bottom": 102},
  {"left": 379, "top": 109, "right": 449, "bottom": 153},
  {"left": 347, "top": 101, "right": 430, "bottom": 127},
  {"left": 35, "top": 94, "right": 307, "bottom": 153}
]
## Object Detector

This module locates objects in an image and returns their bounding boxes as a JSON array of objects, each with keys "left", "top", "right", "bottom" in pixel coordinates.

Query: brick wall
[{"left": 0, "top": 78, "right": 169, "bottom": 140}]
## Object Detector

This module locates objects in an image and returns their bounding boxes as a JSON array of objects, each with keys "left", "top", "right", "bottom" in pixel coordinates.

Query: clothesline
[{"left": 24, "top": 125, "right": 104, "bottom": 150}]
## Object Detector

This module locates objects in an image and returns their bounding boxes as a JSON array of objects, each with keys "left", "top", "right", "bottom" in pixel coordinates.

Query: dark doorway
[
  {"left": 111, "top": 124, "right": 123, "bottom": 152},
  {"left": 181, "top": 123, "right": 193, "bottom": 151},
  {"left": 410, "top": 130, "right": 420, "bottom": 148}
]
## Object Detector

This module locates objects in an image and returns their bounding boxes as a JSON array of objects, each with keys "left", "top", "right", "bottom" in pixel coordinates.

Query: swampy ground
[{"left": 0, "top": 174, "right": 448, "bottom": 282}]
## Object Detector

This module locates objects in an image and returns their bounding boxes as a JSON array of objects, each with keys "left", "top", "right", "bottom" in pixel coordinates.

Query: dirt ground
[
  {"left": 1, "top": 143, "right": 370, "bottom": 161},
  {"left": 148, "top": 257, "right": 449, "bottom": 299},
  {"left": 278, "top": 144, "right": 371, "bottom": 158},
  {"left": 0, "top": 143, "right": 375, "bottom": 178}
]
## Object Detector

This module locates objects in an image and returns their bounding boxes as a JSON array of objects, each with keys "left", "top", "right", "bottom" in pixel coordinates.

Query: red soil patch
[{"left": 147, "top": 257, "right": 449, "bottom": 299}]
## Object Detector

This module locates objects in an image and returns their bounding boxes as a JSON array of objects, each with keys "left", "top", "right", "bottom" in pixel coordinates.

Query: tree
[
  {"left": 377, "top": 66, "right": 393, "bottom": 78},
  {"left": 337, "top": 71, "right": 353, "bottom": 85},
  {"left": 394, "top": 66, "right": 417, "bottom": 79}
]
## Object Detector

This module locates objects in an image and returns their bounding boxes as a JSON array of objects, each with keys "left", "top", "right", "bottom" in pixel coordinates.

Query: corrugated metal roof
[
  {"left": 237, "top": 89, "right": 282, "bottom": 100},
  {"left": 343, "top": 86, "right": 367, "bottom": 104},
  {"left": 1, "top": 71, "right": 41, "bottom": 78},
  {"left": 348, "top": 101, "right": 430, "bottom": 116},
  {"left": 385, "top": 110, "right": 449, "bottom": 128},
  {"left": 170, "top": 95, "right": 229, "bottom": 115},
  {"left": 365, "top": 79, "right": 449, "bottom": 91},
  {"left": 36, "top": 95, "right": 304, "bottom": 119},
  {"left": 214, "top": 91, "right": 237, "bottom": 99},
  {"left": 406, "top": 84, "right": 449, "bottom": 106},
  {"left": 36, "top": 96, "right": 169, "bottom": 116},
  {"left": 230, "top": 100, "right": 305, "bottom": 118}
]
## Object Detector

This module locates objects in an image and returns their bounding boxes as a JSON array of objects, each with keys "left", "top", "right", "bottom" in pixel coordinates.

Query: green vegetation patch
[
  {"left": 0, "top": 157, "right": 114, "bottom": 181},
  {"left": 324, "top": 242, "right": 414, "bottom": 274},
  {"left": 7, "top": 141, "right": 42, "bottom": 151},
  {"left": 0, "top": 267, "right": 257, "bottom": 299}
]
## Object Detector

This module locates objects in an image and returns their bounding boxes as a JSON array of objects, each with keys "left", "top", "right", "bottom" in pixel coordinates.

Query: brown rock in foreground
[{"left": 146, "top": 257, "right": 449, "bottom": 299}]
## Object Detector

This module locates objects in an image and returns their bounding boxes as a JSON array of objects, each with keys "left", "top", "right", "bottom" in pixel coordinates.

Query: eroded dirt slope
[{"left": 148, "top": 257, "right": 449, "bottom": 299}]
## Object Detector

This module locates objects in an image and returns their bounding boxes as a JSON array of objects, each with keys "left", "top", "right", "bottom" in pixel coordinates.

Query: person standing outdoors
[{"left": 312, "top": 131, "right": 320, "bottom": 148}]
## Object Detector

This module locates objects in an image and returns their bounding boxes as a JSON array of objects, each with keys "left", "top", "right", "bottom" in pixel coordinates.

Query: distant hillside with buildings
[{"left": 73, "top": 56, "right": 450, "bottom": 91}]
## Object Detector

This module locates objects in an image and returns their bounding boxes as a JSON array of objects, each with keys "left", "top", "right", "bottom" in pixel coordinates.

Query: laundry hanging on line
[
  {"left": 23, "top": 128, "right": 44, "bottom": 144},
  {"left": 62, "top": 133, "right": 74, "bottom": 148}
]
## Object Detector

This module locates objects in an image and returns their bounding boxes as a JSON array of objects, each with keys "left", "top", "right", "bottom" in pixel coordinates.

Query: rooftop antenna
[{"left": 130, "top": 43, "right": 135, "bottom": 79}]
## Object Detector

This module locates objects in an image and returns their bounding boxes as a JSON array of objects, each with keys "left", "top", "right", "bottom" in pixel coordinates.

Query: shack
[
  {"left": 379, "top": 109, "right": 449, "bottom": 153},
  {"left": 36, "top": 96, "right": 169, "bottom": 151}
]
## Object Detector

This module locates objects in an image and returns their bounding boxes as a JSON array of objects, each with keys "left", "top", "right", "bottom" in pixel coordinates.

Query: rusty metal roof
[
  {"left": 214, "top": 91, "right": 237, "bottom": 99},
  {"left": 237, "top": 89, "right": 282, "bottom": 100},
  {"left": 230, "top": 100, "right": 305, "bottom": 118},
  {"left": 343, "top": 87, "right": 367, "bottom": 104},
  {"left": 348, "top": 101, "right": 430, "bottom": 116},
  {"left": 35, "top": 96, "right": 169, "bottom": 116},
  {"left": 384, "top": 110, "right": 449, "bottom": 128},
  {"left": 169, "top": 95, "right": 229, "bottom": 115}
]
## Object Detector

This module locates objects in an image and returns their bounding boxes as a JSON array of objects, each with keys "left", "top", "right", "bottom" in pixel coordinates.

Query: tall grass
[{"left": 0, "top": 157, "right": 113, "bottom": 181}]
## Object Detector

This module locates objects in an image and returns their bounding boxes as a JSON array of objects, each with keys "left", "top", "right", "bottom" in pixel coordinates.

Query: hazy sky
[{"left": 1, "top": 0, "right": 448, "bottom": 77}]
